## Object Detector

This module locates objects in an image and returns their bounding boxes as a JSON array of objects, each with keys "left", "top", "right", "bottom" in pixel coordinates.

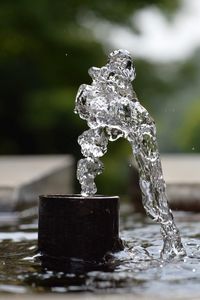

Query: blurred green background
[{"left": 1, "top": 0, "right": 200, "bottom": 194}]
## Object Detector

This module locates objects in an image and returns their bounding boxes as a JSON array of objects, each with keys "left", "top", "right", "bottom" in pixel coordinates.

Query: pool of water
[{"left": 0, "top": 203, "right": 200, "bottom": 296}]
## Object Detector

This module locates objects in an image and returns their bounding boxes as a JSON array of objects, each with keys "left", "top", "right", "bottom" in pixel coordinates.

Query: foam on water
[{"left": 74, "top": 49, "right": 186, "bottom": 259}]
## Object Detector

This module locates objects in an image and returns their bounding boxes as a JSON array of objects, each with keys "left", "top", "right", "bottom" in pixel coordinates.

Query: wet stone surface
[{"left": 0, "top": 203, "right": 200, "bottom": 297}]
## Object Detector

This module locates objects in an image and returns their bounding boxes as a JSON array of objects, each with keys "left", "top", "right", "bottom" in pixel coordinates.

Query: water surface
[{"left": 0, "top": 203, "right": 199, "bottom": 296}]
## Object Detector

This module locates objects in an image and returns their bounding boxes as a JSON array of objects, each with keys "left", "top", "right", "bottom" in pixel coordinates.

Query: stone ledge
[
  {"left": 1, "top": 293, "right": 199, "bottom": 300},
  {"left": 0, "top": 155, "right": 74, "bottom": 211},
  {"left": 162, "top": 154, "right": 200, "bottom": 210},
  {"left": 130, "top": 154, "right": 200, "bottom": 211}
]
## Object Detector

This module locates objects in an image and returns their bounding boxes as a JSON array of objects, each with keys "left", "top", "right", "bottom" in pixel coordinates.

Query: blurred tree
[
  {"left": 0, "top": 0, "right": 179, "bottom": 154},
  {"left": 4, "top": 0, "right": 197, "bottom": 195},
  {"left": 176, "top": 98, "right": 200, "bottom": 153}
]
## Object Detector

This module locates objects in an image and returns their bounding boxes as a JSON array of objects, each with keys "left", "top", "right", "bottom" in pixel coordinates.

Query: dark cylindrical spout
[{"left": 38, "top": 194, "right": 123, "bottom": 264}]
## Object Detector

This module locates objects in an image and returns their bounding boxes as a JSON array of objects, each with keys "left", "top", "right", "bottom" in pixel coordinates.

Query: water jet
[{"left": 38, "top": 49, "right": 185, "bottom": 272}]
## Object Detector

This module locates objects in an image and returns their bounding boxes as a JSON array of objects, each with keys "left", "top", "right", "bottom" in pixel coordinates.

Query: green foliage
[
  {"left": 2, "top": 0, "right": 199, "bottom": 194},
  {"left": 177, "top": 99, "right": 200, "bottom": 152}
]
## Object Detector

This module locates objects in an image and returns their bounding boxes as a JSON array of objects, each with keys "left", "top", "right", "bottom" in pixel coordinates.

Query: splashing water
[{"left": 74, "top": 49, "right": 186, "bottom": 259}]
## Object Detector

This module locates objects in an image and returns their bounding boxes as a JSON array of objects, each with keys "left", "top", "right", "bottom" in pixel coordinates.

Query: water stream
[{"left": 75, "top": 49, "right": 186, "bottom": 259}]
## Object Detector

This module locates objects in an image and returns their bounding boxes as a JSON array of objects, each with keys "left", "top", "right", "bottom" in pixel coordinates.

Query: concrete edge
[{"left": 1, "top": 293, "right": 199, "bottom": 300}]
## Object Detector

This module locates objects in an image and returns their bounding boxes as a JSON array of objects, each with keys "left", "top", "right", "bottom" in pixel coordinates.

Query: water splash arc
[{"left": 74, "top": 49, "right": 186, "bottom": 259}]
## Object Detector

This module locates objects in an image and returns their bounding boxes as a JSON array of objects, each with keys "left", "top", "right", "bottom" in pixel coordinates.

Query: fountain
[
  {"left": 75, "top": 49, "right": 186, "bottom": 259},
  {"left": 38, "top": 48, "right": 186, "bottom": 275},
  {"left": 3, "top": 50, "right": 200, "bottom": 297}
]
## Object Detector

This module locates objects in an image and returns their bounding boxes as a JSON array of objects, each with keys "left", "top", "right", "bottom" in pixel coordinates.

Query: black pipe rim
[{"left": 39, "top": 194, "right": 119, "bottom": 200}]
